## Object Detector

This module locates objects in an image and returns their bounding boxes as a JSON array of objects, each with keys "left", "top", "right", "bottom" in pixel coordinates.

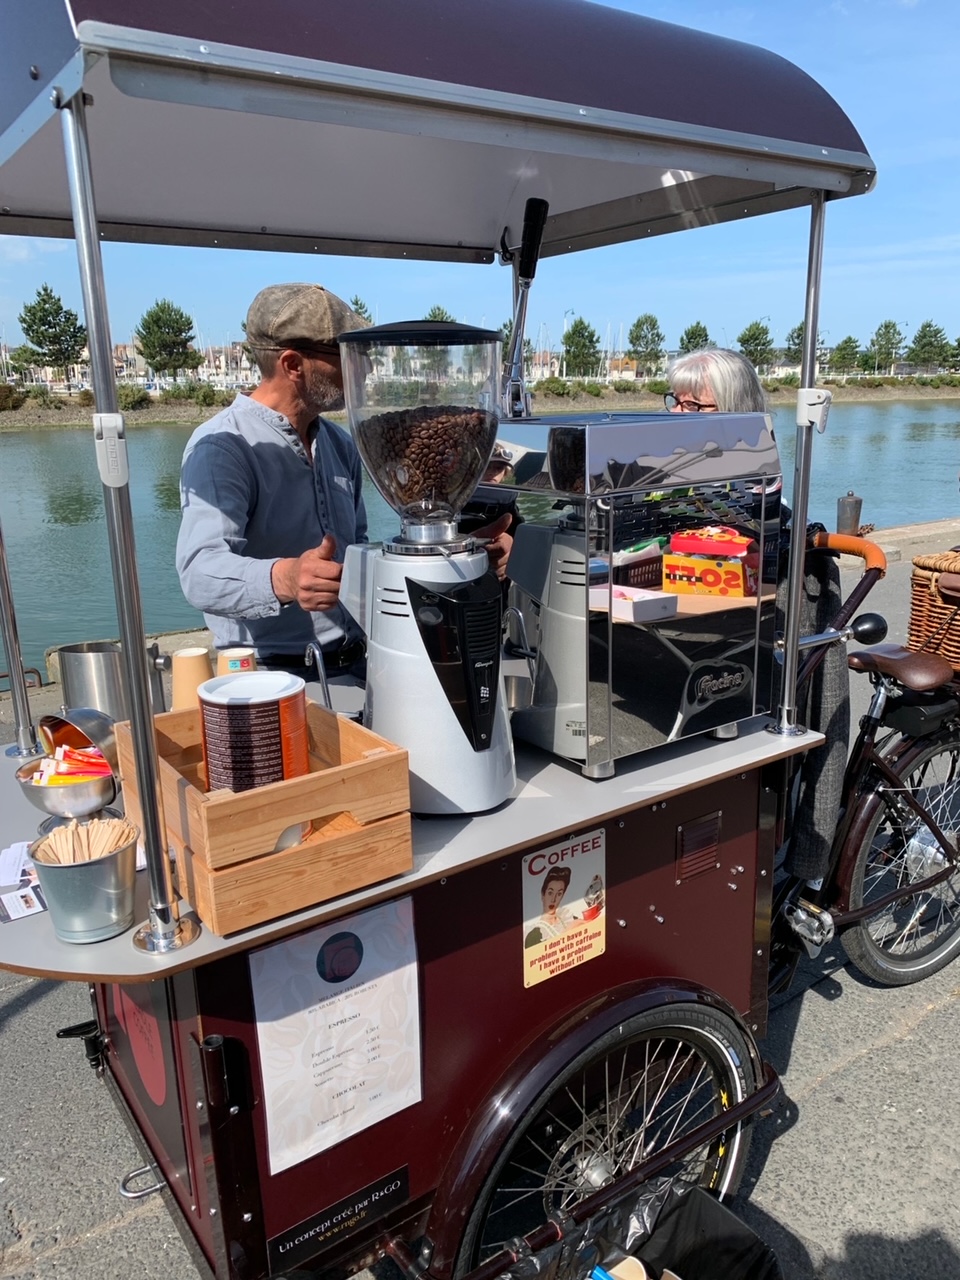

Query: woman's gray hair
[{"left": 667, "top": 347, "right": 767, "bottom": 412}]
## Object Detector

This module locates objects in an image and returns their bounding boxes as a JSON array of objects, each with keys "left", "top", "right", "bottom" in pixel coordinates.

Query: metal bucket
[
  {"left": 58, "top": 641, "right": 166, "bottom": 721},
  {"left": 30, "top": 831, "right": 138, "bottom": 943}
]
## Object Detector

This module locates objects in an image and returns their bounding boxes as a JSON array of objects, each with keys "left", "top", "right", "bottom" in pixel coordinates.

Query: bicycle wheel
[
  {"left": 842, "top": 732, "right": 960, "bottom": 984},
  {"left": 455, "top": 1003, "right": 758, "bottom": 1274}
]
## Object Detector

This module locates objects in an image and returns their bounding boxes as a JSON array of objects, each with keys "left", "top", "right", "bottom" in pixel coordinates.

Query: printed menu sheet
[{"left": 250, "top": 898, "right": 421, "bottom": 1174}]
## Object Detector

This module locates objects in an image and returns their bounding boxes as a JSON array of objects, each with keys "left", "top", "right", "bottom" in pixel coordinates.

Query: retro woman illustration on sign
[{"left": 524, "top": 867, "right": 579, "bottom": 947}]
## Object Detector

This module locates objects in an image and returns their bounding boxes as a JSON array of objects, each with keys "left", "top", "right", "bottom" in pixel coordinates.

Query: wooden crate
[
  {"left": 116, "top": 703, "right": 412, "bottom": 935},
  {"left": 908, "top": 551, "right": 960, "bottom": 673}
]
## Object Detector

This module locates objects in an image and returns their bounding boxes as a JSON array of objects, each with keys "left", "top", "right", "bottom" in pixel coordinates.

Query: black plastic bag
[{"left": 634, "top": 1187, "right": 782, "bottom": 1280}]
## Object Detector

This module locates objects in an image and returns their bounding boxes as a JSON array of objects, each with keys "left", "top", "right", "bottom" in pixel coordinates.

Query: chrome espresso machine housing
[{"left": 503, "top": 412, "right": 783, "bottom": 778}]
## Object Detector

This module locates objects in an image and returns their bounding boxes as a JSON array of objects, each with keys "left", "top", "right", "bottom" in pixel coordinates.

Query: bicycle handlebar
[{"left": 810, "top": 531, "right": 887, "bottom": 574}]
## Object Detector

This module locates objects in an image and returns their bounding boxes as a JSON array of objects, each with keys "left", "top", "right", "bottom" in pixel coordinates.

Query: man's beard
[{"left": 304, "top": 366, "right": 345, "bottom": 414}]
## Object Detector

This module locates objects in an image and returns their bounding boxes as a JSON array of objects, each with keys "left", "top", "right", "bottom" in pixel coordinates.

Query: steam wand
[{"left": 500, "top": 198, "right": 549, "bottom": 419}]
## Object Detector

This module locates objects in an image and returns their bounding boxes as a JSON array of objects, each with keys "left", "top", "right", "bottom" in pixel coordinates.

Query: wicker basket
[{"left": 907, "top": 550, "right": 960, "bottom": 672}]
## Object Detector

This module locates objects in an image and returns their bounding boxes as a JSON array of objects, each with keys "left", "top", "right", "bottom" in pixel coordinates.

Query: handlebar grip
[
  {"left": 518, "top": 198, "right": 549, "bottom": 281},
  {"left": 811, "top": 531, "right": 887, "bottom": 573}
]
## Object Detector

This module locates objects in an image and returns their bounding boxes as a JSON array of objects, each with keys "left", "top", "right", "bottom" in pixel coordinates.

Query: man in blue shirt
[{"left": 176, "top": 283, "right": 370, "bottom": 678}]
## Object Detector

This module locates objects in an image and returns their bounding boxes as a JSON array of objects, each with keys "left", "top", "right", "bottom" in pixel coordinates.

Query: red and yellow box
[{"left": 663, "top": 527, "right": 759, "bottom": 598}]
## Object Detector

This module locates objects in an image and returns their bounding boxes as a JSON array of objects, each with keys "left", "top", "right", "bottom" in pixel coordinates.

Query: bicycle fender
[
  {"left": 423, "top": 977, "right": 761, "bottom": 1279},
  {"left": 832, "top": 732, "right": 952, "bottom": 913}
]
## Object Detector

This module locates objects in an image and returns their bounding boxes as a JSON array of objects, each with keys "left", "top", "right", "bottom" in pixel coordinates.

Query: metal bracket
[
  {"left": 119, "top": 1164, "right": 166, "bottom": 1200},
  {"left": 93, "top": 413, "right": 130, "bottom": 487},
  {"left": 796, "top": 386, "right": 832, "bottom": 434}
]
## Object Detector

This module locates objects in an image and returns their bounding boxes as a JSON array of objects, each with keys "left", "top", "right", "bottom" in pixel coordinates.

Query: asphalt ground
[{"left": 0, "top": 515, "right": 959, "bottom": 1279}]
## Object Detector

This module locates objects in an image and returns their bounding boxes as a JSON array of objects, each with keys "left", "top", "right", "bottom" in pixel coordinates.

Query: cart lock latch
[{"left": 57, "top": 1019, "right": 107, "bottom": 1072}]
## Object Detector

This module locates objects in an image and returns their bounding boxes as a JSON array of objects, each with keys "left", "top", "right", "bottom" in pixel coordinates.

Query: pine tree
[
  {"left": 135, "top": 300, "right": 204, "bottom": 379},
  {"left": 627, "top": 313, "right": 665, "bottom": 376},
  {"left": 562, "top": 317, "right": 602, "bottom": 377},
  {"left": 736, "top": 320, "right": 773, "bottom": 371},
  {"left": 678, "top": 322, "right": 712, "bottom": 354},
  {"left": 350, "top": 296, "right": 373, "bottom": 323},
  {"left": 18, "top": 284, "right": 86, "bottom": 387}
]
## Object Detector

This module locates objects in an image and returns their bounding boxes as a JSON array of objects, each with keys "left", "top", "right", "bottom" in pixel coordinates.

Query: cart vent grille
[{"left": 676, "top": 812, "right": 722, "bottom": 880}]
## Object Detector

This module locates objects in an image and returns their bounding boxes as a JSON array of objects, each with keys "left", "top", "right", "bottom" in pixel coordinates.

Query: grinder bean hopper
[{"left": 339, "top": 321, "right": 516, "bottom": 814}]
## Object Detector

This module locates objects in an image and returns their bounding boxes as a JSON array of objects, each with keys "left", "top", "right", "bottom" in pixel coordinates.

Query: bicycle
[{"left": 770, "top": 532, "right": 960, "bottom": 992}]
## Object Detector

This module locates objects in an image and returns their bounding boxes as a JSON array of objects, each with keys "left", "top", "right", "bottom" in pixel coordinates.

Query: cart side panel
[
  {"left": 95, "top": 974, "right": 211, "bottom": 1250},
  {"left": 171, "top": 771, "right": 767, "bottom": 1275}
]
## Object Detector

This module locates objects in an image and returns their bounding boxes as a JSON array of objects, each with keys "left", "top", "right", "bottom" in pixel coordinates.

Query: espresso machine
[{"left": 338, "top": 321, "right": 517, "bottom": 815}]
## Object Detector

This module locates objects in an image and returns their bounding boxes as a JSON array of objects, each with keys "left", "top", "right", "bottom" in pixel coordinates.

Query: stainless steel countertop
[{"left": 0, "top": 702, "right": 819, "bottom": 984}]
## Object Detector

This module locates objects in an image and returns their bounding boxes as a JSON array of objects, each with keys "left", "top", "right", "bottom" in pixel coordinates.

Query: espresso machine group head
[{"left": 338, "top": 321, "right": 517, "bottom": 815}]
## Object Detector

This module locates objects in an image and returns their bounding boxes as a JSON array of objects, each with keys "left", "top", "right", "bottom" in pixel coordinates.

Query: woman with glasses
[{"left": 664, "top": 347, "right": 766, "bottom": 414}]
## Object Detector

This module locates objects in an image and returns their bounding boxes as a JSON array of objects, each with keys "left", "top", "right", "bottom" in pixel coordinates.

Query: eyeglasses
[{"left": 664, "top": 391, "right": 717, "bottom": 412}]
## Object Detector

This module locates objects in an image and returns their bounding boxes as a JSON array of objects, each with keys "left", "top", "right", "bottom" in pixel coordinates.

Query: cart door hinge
[{"left": 57, "top": 1018, "right": 107, "bottom": 1071}]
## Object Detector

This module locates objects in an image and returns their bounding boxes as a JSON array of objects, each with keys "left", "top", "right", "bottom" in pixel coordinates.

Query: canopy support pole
[
  {"left": 773, "top": 190, "right": 828, "bottom": 735},
  {"left": 0, "top": 517, "right": 41, "bottom": 758},
  {"left": 58, "top": 89, "right": 199, "bottom": 953}
]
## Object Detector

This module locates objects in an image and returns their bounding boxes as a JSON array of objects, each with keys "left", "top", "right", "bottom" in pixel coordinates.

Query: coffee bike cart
[{"left": 0, "top": 3, "right": 876, "bottom": 1277}]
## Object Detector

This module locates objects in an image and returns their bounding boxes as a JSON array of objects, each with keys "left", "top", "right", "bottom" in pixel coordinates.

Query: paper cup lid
[{"left": 198, "top": 672, "right": 304, "bottom": 705}]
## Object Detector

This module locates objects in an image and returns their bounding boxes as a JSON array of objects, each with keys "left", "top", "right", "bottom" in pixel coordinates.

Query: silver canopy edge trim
[
  {"left": 79, "top": 22, "right": 876, "bottom": 181},
  {"left": 0, "top": 215, "right": 498, "bottom": 263}
]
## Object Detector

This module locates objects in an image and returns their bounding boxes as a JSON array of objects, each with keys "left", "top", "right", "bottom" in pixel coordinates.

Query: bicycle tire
[
  {"left": 842, "top": 730, "right": 960, "bottom": 984},
  {"left": 453, "top": 1003, "right": 759, "bottom": 1275}
]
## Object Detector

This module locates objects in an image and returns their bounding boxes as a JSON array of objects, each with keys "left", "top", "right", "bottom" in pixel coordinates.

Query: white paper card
[{"left": 250, "top": 898, "right": 421, "bottom": 1174}]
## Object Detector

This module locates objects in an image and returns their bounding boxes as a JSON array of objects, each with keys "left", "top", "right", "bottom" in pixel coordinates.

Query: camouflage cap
[{"left": 245, "top": 283, "right": 366, "bottom": 351}]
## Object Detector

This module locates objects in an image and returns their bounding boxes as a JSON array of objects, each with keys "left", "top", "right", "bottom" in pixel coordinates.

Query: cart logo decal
[
  {"left": 268, "top": 1166, "right": 409, "bottom": 1272},
  {"left": 522, "top": 829, "right": 606, "bottom": 986},
  {"left": 249, "top": 898, "right": 421, "bottom": 1175}
]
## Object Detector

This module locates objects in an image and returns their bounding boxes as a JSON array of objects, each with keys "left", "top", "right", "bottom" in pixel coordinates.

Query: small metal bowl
[
  {"left": 38, "top": 708, "right": 119, "bottom": 775},
  {"left": 16, "top": 759, "right": 117, "bottom": 819}
]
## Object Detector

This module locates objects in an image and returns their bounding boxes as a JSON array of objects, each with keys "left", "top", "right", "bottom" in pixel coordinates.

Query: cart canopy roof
[{"left": 0, "top": 0, "right": 875, "bottom": 262}]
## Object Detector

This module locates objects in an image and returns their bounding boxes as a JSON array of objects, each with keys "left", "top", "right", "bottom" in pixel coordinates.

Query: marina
[{"left": 2, "top": 400, "right": 959, "bottom": 677}]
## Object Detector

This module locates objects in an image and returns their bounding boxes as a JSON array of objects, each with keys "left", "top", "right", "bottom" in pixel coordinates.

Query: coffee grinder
[{"left": 338, "top": 321, "right": 516, "bottom": 814}]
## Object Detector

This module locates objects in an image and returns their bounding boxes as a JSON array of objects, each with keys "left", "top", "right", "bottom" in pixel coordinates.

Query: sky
[{"left": 0, "top": 0, "right": 957, "bottom": 359}]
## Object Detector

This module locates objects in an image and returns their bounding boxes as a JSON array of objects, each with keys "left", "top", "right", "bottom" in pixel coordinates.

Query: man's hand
[
  {"left": 271, "top": 535, "right": 342, "bottom": 611},
  {"left": 472, "top": 512, "right": 513, "bottom": 581}
]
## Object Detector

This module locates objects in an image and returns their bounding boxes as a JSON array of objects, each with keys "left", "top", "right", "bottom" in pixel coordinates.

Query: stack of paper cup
[
  {"left": 217, "top": 647, "right": 258, "bottom": 675},
  {"left": 171, "top": 647, "right": 215, "bottom": 711}
]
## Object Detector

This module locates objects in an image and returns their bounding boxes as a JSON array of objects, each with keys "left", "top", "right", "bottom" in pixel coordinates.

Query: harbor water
[{"left": 1, "top": 399, "right": 957, "bottom": 674}]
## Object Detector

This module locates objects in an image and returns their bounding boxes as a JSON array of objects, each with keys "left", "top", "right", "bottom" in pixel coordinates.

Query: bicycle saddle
[{"left": 848, "top": 643, "right": 954, "bottom": 692}]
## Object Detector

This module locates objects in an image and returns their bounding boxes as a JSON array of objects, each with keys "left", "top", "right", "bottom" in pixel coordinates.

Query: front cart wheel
[
  {"left": 842, "top": 733, "right": 960, "bottom": 984},
  {"left": 454, "top": 1003, "right": 759, "bottom": 1274}
]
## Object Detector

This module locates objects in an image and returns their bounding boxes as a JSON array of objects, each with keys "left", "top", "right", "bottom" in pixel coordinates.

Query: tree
[
  {"left": 6, "top": 344, "right": 40, "bottom": 380},
  {"left": 18, "top": 283, "right": 86, "bottom": 387},
  {"left": 562, "top": 317, "right": 601, "bottom": 377},
  {"left": 423, "top": 305, "right": 457, "bottom": 322},
  {"left": 783, "top": 321, "right": 828, "bottom": 368},
  {"left": 678, "top": 322, "right": 712, "bottom": 354},
  {"left": 831, "top": 335, "right": 861, "bottom": 374},
  {"left": 418, "top": 306, "right": 457, "bottom": 378},
  {"left": 784, "top": 323, "right": 805, "bottom": 366},
  {"left": 906, "top": 320, "right": 952, "bottom": 373},
  {"left": 627, "top": 313, "right": 665, "bottom": 377},
  {"left": 736, "top": 320, "right": 773, "bottom": 371},
  {"left": 865, "top": 320, "right": 905, "bottom": 375},
  {"left": 135, "top": 299, "right": 204, "bottom": 379},
  {"left": 500, "top": 319, "right": 534, "bottom": 376},
  {"left": 350, "top": 295, "right": 373, "bottom": 323}
]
